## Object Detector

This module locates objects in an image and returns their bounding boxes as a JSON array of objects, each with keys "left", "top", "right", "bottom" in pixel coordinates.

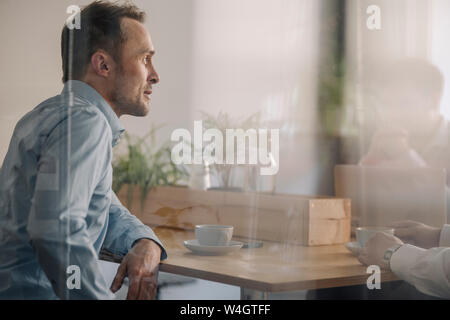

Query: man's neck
[
  {"left": 409, "top": 117, "right": 445, "bottom": 152},
  {"left": 81, "top": 78, "right": 121, "bottom": 118}
]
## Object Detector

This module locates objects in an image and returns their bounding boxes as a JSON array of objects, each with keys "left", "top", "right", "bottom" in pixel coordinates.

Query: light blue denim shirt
[{"left": 0, "top": 80, "right": 167, "bottom": 299}]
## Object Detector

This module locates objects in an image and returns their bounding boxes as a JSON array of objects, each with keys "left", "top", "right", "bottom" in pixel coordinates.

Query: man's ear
[{"left": 90, "top": 51, "right": 114, "bottom": 78}]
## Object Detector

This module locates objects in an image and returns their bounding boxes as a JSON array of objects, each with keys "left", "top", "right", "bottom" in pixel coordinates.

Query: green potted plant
[{"left": 112, "top": 124, "right": 189, "bottom": 209}]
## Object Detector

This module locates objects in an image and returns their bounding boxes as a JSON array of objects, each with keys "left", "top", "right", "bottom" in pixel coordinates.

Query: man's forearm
[
  {"left": 103, "top": 191, "right": 167, "bottom": 259},
  {"left": 390, "top": 245, "right": 450, "bottom": 298}
]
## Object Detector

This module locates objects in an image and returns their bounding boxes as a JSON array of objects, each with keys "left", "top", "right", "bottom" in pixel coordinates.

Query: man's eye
[{"left": 144, "top": 56, "right": 150, "bottom": 64}]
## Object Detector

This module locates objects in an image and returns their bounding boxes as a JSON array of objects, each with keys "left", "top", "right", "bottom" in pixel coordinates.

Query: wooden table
[{"left": 149, "top": 226, "right": 398, "bottom": 299}]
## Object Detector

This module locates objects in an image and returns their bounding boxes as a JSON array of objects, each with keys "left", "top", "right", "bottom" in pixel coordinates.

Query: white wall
[
  {"left": 0, "top": 0, "right": 72, "bottom": 162},
  {"left": 188, "top": 0, "right": 322, "bottom": 194},
  {"left": 431, "top": 0, "right": 450, "bottom": 120}
]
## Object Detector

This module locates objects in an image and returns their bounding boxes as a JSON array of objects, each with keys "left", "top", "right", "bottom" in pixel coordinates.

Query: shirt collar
[
  {"left": 61, "top": 80, "right": 125, "bottom": 147},
  {"left": 410, "top": 115, "right": 449, "bottom": 156},
  {"left": 424, "top": 116, "right": 448, "bottom": 148}
]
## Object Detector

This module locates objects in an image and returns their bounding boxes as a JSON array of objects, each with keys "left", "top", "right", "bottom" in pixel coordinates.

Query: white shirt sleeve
[
  {"left": 390, "top": 224, "right": 450, "bottom": 299},
  {"left": 440, "top": 224, "right": 450, "bottom": 247}
]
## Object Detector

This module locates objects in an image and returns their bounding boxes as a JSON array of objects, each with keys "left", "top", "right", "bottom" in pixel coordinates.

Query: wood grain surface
[
  {"left": 152, "top": 227, "right": 397, "bottom": 292},
  {"left": 117, "top": 186, "right": 351, "bottom": 246}
]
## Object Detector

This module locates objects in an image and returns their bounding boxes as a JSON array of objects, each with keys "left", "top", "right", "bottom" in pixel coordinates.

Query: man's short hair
[{"left": 61, "top": 1, "right": 145, "bottom": 83}]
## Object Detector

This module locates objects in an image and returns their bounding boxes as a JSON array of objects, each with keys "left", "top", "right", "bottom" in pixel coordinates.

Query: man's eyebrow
[{"left": 138, "top": 48, "right": 155, "bottom": 56}]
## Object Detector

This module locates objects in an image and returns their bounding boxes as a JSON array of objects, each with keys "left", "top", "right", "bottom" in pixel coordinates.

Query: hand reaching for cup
[
  {"left": 388, "top": 220, "right": 442, "bottom": 249},
  {"left": 357, "top": 232, "right": 403, "bottom": 270}
]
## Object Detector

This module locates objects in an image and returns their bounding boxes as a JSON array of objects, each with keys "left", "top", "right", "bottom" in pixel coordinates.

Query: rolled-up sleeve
[
  {"left": 101, "top": 191, "right": 167, "bottom": 260},
  {"left": 27, "top": 108, "right": 115, "bottom": 300},
  {"left": 390, "top": 226, "right": 450, "bottom": 299}
]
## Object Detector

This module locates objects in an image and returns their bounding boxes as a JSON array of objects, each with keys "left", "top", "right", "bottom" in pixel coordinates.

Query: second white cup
[{"left": 356, "top": 226, "right": 395, "bottom": 247}]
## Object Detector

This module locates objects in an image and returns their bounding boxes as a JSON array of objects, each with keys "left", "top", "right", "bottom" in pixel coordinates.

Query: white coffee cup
[
  {"left": 195, "top": 225, "right": 233, "bottom": 246},
  {"left": 355, "top": 226, "right": 395, "bottom": 247}
]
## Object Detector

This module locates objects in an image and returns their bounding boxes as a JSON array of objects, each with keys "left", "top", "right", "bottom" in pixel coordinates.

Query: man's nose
[{"left": 148, "top": 67, "right": 160, "bottom": 85}]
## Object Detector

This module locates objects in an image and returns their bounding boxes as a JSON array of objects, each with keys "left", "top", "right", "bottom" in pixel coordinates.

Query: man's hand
[
  {"left": 110, "top": 239, "right": 162, "bottom": 300},
  {"left": 358, "top": 232, "right": 403, "bottom": 270},
  {"left": 388, "top": 220, "right": 442, "bottom": 249}
]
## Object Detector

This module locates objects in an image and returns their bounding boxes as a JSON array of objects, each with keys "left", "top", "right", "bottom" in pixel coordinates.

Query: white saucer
[
  {"left": 184, "top": 239, "right": 243, "bottom": 255},
  {"left": 345, "top": 242, "right": 362, "bottom": 255}
]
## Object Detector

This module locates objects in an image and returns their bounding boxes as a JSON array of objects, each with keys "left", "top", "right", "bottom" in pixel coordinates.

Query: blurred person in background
[
  {"left": 357, "top": 59, "right": 450, "bottom": 299},
  {"left": 361, "top": 59, "right": 449, "bottom": 184},
  {"left": 310, "top": 59, "right": 450, "bottom": 299}
]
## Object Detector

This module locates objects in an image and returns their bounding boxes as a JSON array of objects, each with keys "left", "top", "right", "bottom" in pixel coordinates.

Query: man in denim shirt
[{"left": 0, "top": 1, "right": 166, "bottom": 299}]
